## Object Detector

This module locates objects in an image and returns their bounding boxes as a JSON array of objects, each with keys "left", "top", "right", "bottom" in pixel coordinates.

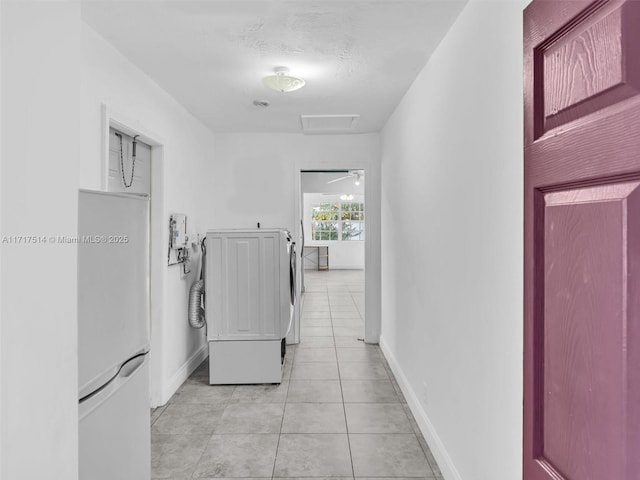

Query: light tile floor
[{"left": 151, "top": 269, "right": 443, "bottom": 480}]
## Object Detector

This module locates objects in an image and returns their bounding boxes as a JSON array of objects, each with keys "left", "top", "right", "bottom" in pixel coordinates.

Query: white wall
[
  {"left": 210, "top": 133, "right": 382, "bottom": 343},
  {"left": 379, "top": 1, "right": 528, "bottom": 479},
  {"left": 209, "top": 133, "right": 377, "bottom": 230},
  {"left": 80, "top": 23, "right": 216, "bottom": 405},
  {"left": 0, "top": 2, "right": 4, "bottom": 473},
  {"left": 1, "top": 2, "right": 81, "bottom": 479},
  {"left": 303, "top": 193, "right": 365, "bottom": 270}
]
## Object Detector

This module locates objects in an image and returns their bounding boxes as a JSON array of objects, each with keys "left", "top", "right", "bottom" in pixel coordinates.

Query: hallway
[{"left": 150, "top": 270, "right": 442, "bottom": 479}]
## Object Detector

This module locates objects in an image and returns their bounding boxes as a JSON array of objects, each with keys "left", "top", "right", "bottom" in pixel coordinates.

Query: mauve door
[{"left": 524, "top": 1, "right": 640, "bottom": 479}]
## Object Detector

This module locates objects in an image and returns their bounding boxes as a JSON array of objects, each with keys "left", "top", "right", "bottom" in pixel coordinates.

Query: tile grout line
[
  {"left": 271, "top": 336, "right": 297, "bottom": 480},
  {"left": 187, "top": 396, "right": 229, "bottom": 480},
  {"left": 150, "top": 404, "right": 167, "bottom": 428},
  {"left": 330, "top": 288, "right": 357, "bottom": 480},
  {"left": 297, "top": 277, "right": 354, "bottom": 478}
]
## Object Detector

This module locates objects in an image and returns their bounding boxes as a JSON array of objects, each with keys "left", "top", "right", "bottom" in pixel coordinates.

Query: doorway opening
[
  {"left": 102, "top": 105, "right": 166, "bottom": 407},
  {"left": 295, "top": 169, "right": 369, "bottom": 343}
]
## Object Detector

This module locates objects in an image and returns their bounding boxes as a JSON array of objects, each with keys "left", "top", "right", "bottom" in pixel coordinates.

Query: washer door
[
  {"left": 289, "top": 242, "right": 296, "bottom": 307},
  {"left": 283, "top": 241, "right": 296, "bottom": 337}
]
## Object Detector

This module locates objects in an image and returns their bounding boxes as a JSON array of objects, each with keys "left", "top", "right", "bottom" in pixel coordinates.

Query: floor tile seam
[
  {"left": 271, "top": 383, "right": 289, "bottom": 480},
  {"left": 276, "top": 432, "right": 353, "bottom": 436},
  {"left": 333, "top": 331, "right": 357, "bottom": 480},
  {"left": 284, "top": 401, "right": 343, "bottom": 404},
  {"left": 150, "top": 406, "right": 167, "bottom": 427},
  {"left": 170, "top": 400, "right": 231, "bottom": 407},
  {"left": 293, "top": 360, "right": 339, "bottom": 365},
  {"left": 350, "top": 291, "right": 365, "bottom": 318},
  {"left": 188, "top": 420, "right": 217, "bottom": 480},
  {"left": 283, "top": 363, "right": 293, "bottom": 406},
  {"left": 347, "top": 432, "right": 423, "bottom": 437},
  {"left": 202, "top": 432, "right": 283, "bottom": 435},
  {"left": 294, "top": 349, "right": 330, "bottom": 365},
  {"left": 374, "top": 353, "right": 405, "bottom": 404},
  {"left": 294, "top": 346, "right": 336, "bottom": 350},
  {"left": 293, "top": 361, "right": 338, "bottom": 366},
  {"left": 415, "top": 434, "right": 438, "bottom": 476}
]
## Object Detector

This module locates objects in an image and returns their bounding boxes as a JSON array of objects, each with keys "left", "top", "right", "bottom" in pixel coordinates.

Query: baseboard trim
[
  {"left": 380, "top": 336, "right": 462, "bottom": 480},
  {"left": 160, "top": 342, "right": 208, "bottom": 406}
]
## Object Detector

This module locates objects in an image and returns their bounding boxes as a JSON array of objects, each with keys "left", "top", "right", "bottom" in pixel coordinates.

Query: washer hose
[
  {"left": 188, "top": 280, "right": 205, "bottom": 329},
  {"left": 188, "top": 237, "right": 206, "bottom": 329}
]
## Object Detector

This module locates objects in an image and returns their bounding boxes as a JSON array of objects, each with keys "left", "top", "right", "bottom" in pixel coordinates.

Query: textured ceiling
[{"left": 81, "top": 1, "right": 467, "bottom": 134}]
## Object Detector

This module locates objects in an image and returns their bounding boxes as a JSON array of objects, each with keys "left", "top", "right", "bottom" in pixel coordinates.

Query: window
[
  {"left": 312, "top": 202, "right": 364, "bottom": 241},
  {"left": 340, "top": 202, "right": 365, "bottom": 240}
]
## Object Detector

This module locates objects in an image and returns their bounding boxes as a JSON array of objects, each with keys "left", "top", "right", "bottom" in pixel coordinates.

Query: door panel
[
  {"left": 527, "top": 0, "right": 640, "bottom": 143},
  {"left": 538, "top": 2, "right": 640, "bottom": 137},
  {"left": 540, "top": 183, "right": 639, "bottom": 479},
  {"left": 524, "top": 1, "right": 640, "bottom": 479}
]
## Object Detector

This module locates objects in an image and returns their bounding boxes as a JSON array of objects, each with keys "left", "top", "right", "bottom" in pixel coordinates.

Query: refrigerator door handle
[
  {"left": 119, "top": 354, "right": 145, "bottom": 378},
  {"left": 79, "top": 355, "right": 150, "bottom": 480},
  {"left": 79, "top": 354, "right": 147, "bottom": 420}
]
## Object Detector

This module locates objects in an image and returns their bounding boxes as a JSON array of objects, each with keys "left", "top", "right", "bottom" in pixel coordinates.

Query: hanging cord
[
  {"left": 181, "top": 248, "right": 191, "bottom": 275},
  {"left": 200, "top": 236, "right": 206, "bottom": 311},
  {"left": 115, "top": 132, "right": 138, "bottom": 188},
  {"left": 200, "top": 236, "right": 206, "bottom": 281}
]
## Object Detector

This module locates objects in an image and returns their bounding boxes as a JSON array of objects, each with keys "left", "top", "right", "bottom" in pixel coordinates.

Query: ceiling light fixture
[
  {"left": 340, "top": 194, "right": 354, "bottom": 201},
  {"left": 263, "top": 66, "right": 306, "bottom": 93},
  {"left": 354, "top": 173, "right": 361, "bottom": 186}
]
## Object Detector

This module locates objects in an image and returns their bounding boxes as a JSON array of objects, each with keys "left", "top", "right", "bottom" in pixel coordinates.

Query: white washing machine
[{"left": 205, "top": 228, "right": 295, "bottom": 384}]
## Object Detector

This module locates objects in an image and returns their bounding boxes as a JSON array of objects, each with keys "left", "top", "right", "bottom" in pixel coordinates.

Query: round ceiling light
[{"left": 263, "top": 66, "right": 306, "bottom": 93}]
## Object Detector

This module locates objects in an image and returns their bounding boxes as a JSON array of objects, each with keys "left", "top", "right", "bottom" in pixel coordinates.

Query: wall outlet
[{"left": 421, "top": 381, "right": 429, "bottom": 405}]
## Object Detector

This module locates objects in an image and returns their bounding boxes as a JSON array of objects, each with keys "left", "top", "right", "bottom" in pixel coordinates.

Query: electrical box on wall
[
  {"left": 168, "top": 213, "right": 190, "bottom": 271},
  {"left": 170, "top": 214, "right": 187, "bottom": 250}
]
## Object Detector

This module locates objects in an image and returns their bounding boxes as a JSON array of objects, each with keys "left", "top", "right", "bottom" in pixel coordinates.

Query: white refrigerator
[{"left": 78, "top": 190, "right": 150, "bottom": 480}]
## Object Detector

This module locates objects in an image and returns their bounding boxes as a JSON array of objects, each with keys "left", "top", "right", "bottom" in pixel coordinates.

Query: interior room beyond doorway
[{"left": 301, "top": 170, "right": 366, "bottom": 272}]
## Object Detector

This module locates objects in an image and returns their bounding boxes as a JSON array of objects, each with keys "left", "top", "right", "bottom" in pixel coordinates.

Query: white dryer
[{"left": 205, "top": 228, "right": 295, "bottom": 384}]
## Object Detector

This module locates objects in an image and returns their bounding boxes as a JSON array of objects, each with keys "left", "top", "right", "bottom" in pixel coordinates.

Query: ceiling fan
[{"left": 327, "top": 170, "right": 364, "bottom": 185}]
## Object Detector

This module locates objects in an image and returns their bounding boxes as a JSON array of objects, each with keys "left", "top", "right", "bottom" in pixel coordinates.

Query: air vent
[{"left": 300, "top": 114, "right": 360, "bottom": 134}]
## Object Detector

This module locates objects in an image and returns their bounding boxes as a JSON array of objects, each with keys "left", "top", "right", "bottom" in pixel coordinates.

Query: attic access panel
[{"left": 300, "top": 114, "right": 360, "bottom": 134}]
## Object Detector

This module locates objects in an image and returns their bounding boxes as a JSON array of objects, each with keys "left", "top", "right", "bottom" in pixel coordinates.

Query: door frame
[
  {"left": 293, "top": 159, "right": 381, "bottom": 344},
  {"left": 100, "top": 104, "right": 166, "bottom": 406}
]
